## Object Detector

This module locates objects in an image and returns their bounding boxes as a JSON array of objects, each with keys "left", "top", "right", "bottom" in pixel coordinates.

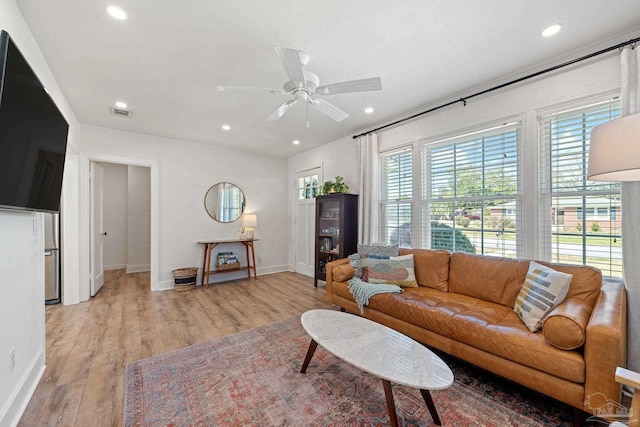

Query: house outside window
[
  {"left": 539, "top": 99, "right": 622, "bottom": 278},
  {"left": 423, "top": 122, "right": 521, "bottom": 257}
]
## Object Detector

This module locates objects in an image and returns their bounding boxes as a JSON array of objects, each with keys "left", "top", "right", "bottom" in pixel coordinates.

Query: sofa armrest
[
  {"left": 325, "top": 258, "right": 353, "bottom": 301},
  {"left": 583, "top": 282, "right": 627, "bottom": 412}
]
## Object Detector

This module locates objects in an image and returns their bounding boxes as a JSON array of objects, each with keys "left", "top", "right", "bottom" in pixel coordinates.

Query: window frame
[
  {"left": 538, "top": 97, "right": 622, "bottom": 279},
  {"left": 421, "top": 121, "right": 522, "bottom": 257},
  {"left": 378, "top": 146, "right": 413, "bottom": 247}
]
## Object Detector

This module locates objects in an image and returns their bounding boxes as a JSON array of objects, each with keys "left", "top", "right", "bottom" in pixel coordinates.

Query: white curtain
[
  {"left": 620, "top": 46, "right": 640, "bottom": 372},
  {"left": 357, "top": 133, "right": 379, "bottom": 244}
]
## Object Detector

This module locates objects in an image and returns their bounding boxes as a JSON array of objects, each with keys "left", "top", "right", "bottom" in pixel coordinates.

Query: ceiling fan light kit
[{"left": 218, "top": 46, "right": 382, "bottom": 126}]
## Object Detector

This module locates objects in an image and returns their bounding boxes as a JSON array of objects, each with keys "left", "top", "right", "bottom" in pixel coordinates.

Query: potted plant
[{"left": 321, "top": 176, "right": 349, "bottom": 195}]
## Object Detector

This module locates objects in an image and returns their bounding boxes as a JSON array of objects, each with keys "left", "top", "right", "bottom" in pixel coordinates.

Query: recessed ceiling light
[
  {"left": 115, "top": 101, "right": 127, "bottom": 109},
  {"left": 293, "top": 140, "right": 300, "bottom": 145},
  {"left": 364, "top": 107, "right": 374, "bottom": 114},
  {"left": 222, "top": 124, "right": 231, "bottom": 131},
  {"left": 541, "top": 23, "right": 562, "bottom": 37},
  {"left": 107, "top": 6, "right": 127, "bottom": 20}
]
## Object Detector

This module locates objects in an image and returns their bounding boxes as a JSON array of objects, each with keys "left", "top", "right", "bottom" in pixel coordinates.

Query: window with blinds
[
  {"left": 539, "top": 99, "right": 622, "bottom": 278},
  {"left": 379, "top": 149, "right": 413, "bottom": 247},
  {"left": 423, "top": 123, "right": 521, "bottom": 256}
]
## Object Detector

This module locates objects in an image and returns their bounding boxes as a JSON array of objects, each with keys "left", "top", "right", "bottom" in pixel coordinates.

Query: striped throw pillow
[{"left": 514, "top": 261, "right": 572, "bottom": 332}]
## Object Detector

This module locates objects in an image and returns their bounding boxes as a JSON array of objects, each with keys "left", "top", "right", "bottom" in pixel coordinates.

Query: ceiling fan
[{"left": 217, "top": 47, "right": 382, "bottom": 126}]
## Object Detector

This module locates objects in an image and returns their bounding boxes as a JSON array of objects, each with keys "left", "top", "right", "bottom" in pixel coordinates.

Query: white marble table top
[{"left": 301, "top": 309, "right": 454, "bottom": 390}]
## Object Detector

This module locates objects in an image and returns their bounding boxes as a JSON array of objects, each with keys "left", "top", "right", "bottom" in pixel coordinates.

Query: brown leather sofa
[{"left": 325, "top": 248, "right": 627, "bottom": 421}]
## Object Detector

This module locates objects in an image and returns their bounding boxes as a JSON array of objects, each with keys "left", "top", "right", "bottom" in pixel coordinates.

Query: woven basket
[
  {"left": 217, "top": 262, "right": 240, "bottom": 271},
  {"left": 172, "top": 267, "right": 198, "bottom": 291}
]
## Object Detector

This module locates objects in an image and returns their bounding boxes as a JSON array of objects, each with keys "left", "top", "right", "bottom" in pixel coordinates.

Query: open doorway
[
  {"left": 90, "top": 161, "right": 151, "bottom": 296},
  {"left": 82, "top": 153, "right": 158, "bottom": 299}
]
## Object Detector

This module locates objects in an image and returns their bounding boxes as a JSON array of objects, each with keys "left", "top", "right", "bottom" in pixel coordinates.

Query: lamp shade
[
  {"left": 242, "top": 214, "right": 257, "bottom": 228},
  {"left": 588, "top": 112, "right": 640, "bottom": 181}
]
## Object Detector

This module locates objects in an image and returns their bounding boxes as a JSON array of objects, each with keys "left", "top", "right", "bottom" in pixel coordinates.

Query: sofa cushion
[
  {"left": 514, "top": 261, "right": 572, "bottom": 332},
  {"left": 332, "top": 263, "right": 356, "bottom": 282},
  {"left": 330, "top": 281, "right": 585, "bottom": 383},
  {"left": 535, "top": 261, "right": 602, "bottom": 309},
  {"left": 349, "top": 244, "right": 399, "bottom": 278},
  {"left": 449, "top": 252, "right": 529, "bottom": 307},
  {"left": 543, "top": 298, "right": 592, "bottom": 350},
  {"left": 445, "top": 299, "right": 585, "bottom": 383},
  {"left": 358, "top": 243, "right": 399, "bottom": 257},
  {"left": 360, "top": 254, "right": 417, "bottom": 287},
  {"left": 399, "top": 248, "right": 450, "bottom": 291}
]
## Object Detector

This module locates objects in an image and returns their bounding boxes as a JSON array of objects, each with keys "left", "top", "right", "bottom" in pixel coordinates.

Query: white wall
[
  {"left": 99, "top": 162, "right": 129, "bottom": 270},
  {"left": 0, "top": 1, "right": 81, "bottom": 425},
  {"left": 127, "top": 165, "right": 151, "bottom": 273},
  {"left": 79, "top": 125, "right": 289, "bottom": 291}
]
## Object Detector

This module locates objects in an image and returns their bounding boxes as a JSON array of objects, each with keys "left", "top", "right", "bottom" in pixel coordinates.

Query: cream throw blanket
[{"left": 348, "top": 278, "right": 402, "bottom": 313}]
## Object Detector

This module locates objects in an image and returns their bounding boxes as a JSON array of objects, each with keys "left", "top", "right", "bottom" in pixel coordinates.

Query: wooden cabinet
[{"left": 315, "top": 193, "right": 358, "bottom": 287}]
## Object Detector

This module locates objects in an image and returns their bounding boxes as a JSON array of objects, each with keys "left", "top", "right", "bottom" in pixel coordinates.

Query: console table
[{"left": 198, "top": 239, "right": 258, "bottom": 287}]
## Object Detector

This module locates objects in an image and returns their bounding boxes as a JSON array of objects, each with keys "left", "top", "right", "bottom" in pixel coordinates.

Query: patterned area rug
[{"left": 124, "top": 314, "right": 573, "bottom": 426}]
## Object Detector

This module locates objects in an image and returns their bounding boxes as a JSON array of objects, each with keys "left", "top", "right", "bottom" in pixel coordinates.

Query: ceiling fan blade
[
  {"left": 275, "top": 47, "right": 305, "bottom": 83},
  {"left": 311, "top": 98, "right": 349, "bottom": 122},
  {"left": 316, "top": 77, "right": 382, "bottom": 95},
  {"left": 267, "top": 99, "right": 298, "bottom": 121},
  {"left": 217, "top": 85, "right": 286, "bottom": 94}
]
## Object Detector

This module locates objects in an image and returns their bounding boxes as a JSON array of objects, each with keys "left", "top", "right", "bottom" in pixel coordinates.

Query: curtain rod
[{"left": 352, "top": 36, "right": 640, "bottom": 140}]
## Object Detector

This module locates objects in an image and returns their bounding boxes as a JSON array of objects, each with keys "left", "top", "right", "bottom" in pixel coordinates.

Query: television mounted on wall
[{"left": 0, "top": 30, "right": 69, "bottom": 213}]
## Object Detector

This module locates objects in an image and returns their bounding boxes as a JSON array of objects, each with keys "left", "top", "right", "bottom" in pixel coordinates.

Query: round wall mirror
[{"left": 204, "top": 182, "right": 246, "bottom": 223}]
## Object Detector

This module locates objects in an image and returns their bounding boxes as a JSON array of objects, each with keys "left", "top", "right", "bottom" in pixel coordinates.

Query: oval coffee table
[{"left": 300, "top": 309, "right": 454, "bottom": 426}]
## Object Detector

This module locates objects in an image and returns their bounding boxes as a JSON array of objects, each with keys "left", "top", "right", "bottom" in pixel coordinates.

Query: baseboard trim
[
  {"left": 126, "top": 263, "right": 150, "bottom": 274},
  {"left": 0, "top": 348, "right": 45, "bottom": 427},
  {"left": 256, "top": 264, "right": 290, "bottom": 275},
  {"left": 155, "top": 280, "right": 174, "bottom": 292},
  {"left": 104, "top": 264, "right": 127, "bottom": 271}
]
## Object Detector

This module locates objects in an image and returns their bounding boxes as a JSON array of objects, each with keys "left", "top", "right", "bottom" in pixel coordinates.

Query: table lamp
[
  {"left": 588, "top": 112, "right": 640, "bottom": 181},
  {"left": 242, "top": 214, "right": 257, "bottom": 239}
]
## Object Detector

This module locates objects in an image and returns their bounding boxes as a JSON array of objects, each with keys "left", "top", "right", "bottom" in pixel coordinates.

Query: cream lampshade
[
  {"left": 242, "top": 214, "right": 257, "bottom": 239},
  {"left": 588, "top": 112, "right": 640, "bottom": 181}
]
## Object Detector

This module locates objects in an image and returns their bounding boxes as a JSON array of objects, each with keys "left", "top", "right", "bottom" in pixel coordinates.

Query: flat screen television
[{"left": 0, "top": 30, "right": 69, "bottom": 213}]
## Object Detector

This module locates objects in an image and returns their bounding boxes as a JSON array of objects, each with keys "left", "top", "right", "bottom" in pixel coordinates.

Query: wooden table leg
[
  {"left": 300, "top": 339, "right": 318, "bottom": 373},
  {"left": 382, "top": 379, "right": 399, "bottom": 427},
  {"left": 249, "top": 240, "right": 257, "bottom": 280},
  {"left": 241, "top": 240, "right": 258, "bottom": 280},
  {"left": 244, "top": 241, "right": 251, "bottom": 279},
  {"left": 205, "top": 244, "right": 213, "bottom": 288},
  {"left": 420, "top": 389, "right": 441, "bottom": 426},
  {"left": 200, "top": 244, "right": 208, "bottom": 287}
]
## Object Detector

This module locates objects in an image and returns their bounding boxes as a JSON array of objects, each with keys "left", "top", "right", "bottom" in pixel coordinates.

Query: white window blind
[
  {"left": 423, "top": 122, "right": 521, "bottom": 256},
  {"left": 379, "top": 149, "right": 413, "bottom": 247},
  {"left": 539, "top": 99, "right": 622, "bottom": 278}
]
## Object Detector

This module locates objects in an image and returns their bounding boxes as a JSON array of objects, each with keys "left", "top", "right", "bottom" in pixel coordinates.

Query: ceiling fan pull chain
[{"left": 306, "top": 99, "right": 310, "bottom": 128}]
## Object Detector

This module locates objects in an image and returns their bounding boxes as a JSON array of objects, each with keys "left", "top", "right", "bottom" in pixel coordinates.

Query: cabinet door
[
  {"left": 315, "top": 196, "right": 342, "bottom": 282},
  {"left": 315, "top": 194, "right": 358, "bottom": 286}
]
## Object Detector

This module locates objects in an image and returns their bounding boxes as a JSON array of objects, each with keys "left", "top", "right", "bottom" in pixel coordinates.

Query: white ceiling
[{"left": 15, "top": 0, "right": 640, "bottom": 157}]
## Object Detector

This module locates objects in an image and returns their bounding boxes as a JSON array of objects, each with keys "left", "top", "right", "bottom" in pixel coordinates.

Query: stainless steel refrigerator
[{"left": 44, "top": 212, "right": 61, "bottom": 304}]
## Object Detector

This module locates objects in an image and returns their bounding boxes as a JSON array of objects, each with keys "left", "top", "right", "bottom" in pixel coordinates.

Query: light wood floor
[{"left": 18, "top": 270, "right": 329, "bottom": 426}]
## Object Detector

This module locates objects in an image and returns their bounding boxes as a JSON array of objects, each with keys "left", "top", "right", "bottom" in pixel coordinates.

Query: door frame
[
  {"left": 293, "top": 165, "right": 323, "bottom": 277},
  {"left": 90, "top": 161, "right": 105, "bottom": 296},
  {"left": 80, "top": 152, "right": 159, "bottom": 301}
]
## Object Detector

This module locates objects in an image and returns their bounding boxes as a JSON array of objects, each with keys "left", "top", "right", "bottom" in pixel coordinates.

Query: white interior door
[
  {"left": 295, "top": 201, "right": 315, "bottom": 276},
  {"left": 294, "top": 169, "right": 321, "bottom": 277},
  {"left": 90, "top": 162, "right": 105, "bottom": 296}
]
